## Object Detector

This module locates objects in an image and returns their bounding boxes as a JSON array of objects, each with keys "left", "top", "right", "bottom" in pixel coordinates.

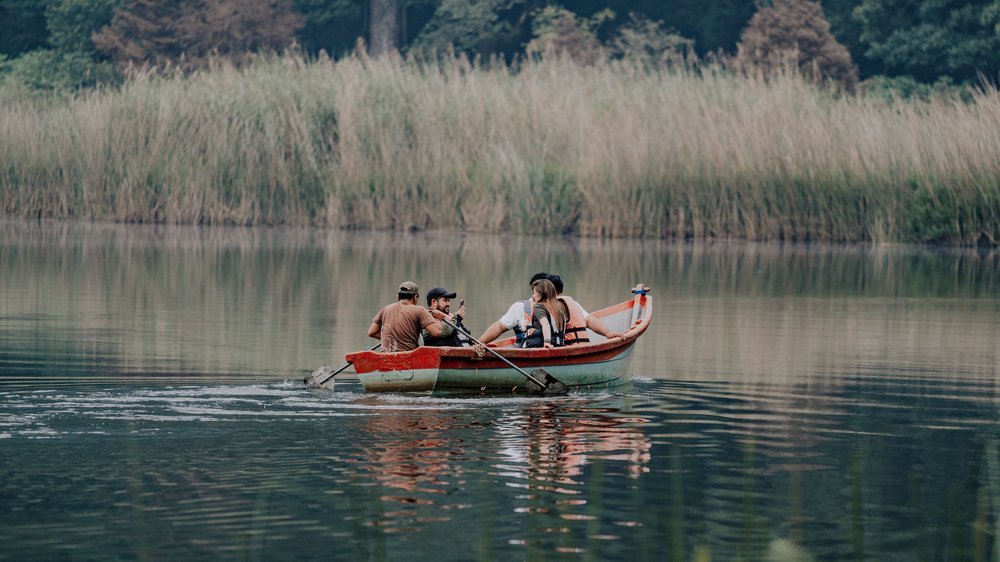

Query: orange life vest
[{"left": 557, "top": 295, "right": 590, "bottom": 345}]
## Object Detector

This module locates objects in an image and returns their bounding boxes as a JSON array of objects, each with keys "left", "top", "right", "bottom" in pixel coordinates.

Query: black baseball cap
[{"left": 426, "top": 286, "right": 457, "bottom": 305}]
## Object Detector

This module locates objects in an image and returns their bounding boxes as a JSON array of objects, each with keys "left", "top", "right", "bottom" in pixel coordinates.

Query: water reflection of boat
[
  {"left": 495, "top": 404, "right": 652, "bottom": 487},
  {"left": 346, "top": 285, "right": 652, "bottom": 394}
]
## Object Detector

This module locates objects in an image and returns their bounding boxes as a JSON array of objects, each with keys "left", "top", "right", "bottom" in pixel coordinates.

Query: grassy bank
[{"left": 1, "top": 55, "right": 998, "bottom": 244}]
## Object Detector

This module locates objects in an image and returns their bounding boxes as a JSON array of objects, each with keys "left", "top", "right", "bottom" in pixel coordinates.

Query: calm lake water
[{"left": 2, "top": 221, "right": 999, "bottom": 561}]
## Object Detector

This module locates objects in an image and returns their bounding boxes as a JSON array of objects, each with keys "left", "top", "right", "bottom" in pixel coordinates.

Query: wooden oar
[
  {"left": 441, "top": 317, "right": 568, "bottom": 396},
  {"left": 303, "top": 343, "right": 381, "bottom": 389}
]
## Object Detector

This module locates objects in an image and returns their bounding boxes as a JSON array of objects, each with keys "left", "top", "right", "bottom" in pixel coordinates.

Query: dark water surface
[{"left": 2, "top": 222, "right": 999, "bottom": 561}]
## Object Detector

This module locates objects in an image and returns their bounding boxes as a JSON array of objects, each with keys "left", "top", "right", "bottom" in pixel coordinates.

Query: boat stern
[{"left": 347, "top": 346, "right": 442, "bottom": 392}]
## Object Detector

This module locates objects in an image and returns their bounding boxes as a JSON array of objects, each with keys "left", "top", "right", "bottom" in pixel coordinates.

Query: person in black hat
[{"left": 422, "top": 286, "right": 470, "bottom": 347}]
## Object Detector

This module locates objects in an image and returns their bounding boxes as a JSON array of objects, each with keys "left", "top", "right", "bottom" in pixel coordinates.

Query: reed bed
[{"left": 1, "top": 54, "right": 998, "bottom": 243}]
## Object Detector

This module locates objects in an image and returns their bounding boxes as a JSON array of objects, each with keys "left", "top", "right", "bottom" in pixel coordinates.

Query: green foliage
[
  {"left": 526, "top": 5, "right": 613, "bottom": 63},
  {"left": 540, "top": 1, "right": 754, "bottom": 56},
  {"left": 0, "top": 48, "right": 116, "bottom": 90},
  {"left": 854, "top": 0, "right": 1000, "bottom": 83},
  {"left": 907, "top": 184, "right": 962, "bottom": 243},
  {"left": 292, "top": 0, "right": 363, "bottom": 56},
  {"left": 45, "top": 0, "right": 121, "bottom": 55},
  {"left": 0, "top": 0, "right": 122, "bottom": 91},
  {"left": 905, "top": 177, "right": 1000, "bottom": 244},
  {"left": 860, "top": 75, "right": 970, "bottom": 101},
  {"left": 986, "top": 1, "right": 1000, "bottom": 35},
  {"left": 0, "top": 0, "right": 52, "bottom": 57},
  {"left": 538, "top": 5, "right": 615, "bottom": 36},
  {"left": 608, "top": 12, "right": 693, "bottom": 67},
  {"left": 410, "top": 0, "right": 523, "bottom": 56},
  {"left": 667, "top": 0, "right": 757, "bottom": 55},
  {"left": 821, "top": 0, "right": 880, "bottom": 77}
]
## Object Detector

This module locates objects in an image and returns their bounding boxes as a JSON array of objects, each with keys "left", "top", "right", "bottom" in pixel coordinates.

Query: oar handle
[
  {"left": 440, "top": 317, "right": 547, "bottom": 389},
  {"left": 315, "top": 342, "right": 382, "bottom": 386}
]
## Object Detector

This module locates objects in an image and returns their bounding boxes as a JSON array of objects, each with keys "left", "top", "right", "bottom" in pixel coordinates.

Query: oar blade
[
  {"left": 304, "top": 365, "right": 335, "bottom": 389},
  {"left": 525, "top": 369, "right": 569, "bottom": 396},
  {"left": 542, "top": 372, "right": 570, "bottom": 395}
]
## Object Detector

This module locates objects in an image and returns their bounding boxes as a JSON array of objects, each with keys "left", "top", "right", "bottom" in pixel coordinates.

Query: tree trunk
[{"left": 369, "top": 0, "right": 399, "bottom": 57}]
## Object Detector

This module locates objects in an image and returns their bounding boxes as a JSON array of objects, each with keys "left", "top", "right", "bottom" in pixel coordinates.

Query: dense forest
[{"left": 1, "top": 0, "right": 999, "bottom": 92}]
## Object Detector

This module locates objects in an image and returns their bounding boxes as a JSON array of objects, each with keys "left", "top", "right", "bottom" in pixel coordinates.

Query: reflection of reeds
[
  {"left": 1, "top": 222, "right": 997, "bottom": 383},
  {"left": 1, "top": 56, "right": 998, "bottom": 243}
]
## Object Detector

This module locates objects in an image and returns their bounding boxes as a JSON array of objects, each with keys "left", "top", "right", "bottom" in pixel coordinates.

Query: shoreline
[{"left": 3, "top": 218, "right": 997, "bottom": 253}]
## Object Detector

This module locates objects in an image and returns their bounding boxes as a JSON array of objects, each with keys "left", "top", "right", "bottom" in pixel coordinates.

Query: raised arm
[
  {"left": 478, "top": 321, "right": 509, "bottom": 344},
  {"left": 424, "top": 308, "right": 446, "bottom": 338},
  {"left": 424, "top": 321, "right": 444, "bottom": 338},
  {"left": 585, "top": 314, "right": 622, "bottom": 339}
]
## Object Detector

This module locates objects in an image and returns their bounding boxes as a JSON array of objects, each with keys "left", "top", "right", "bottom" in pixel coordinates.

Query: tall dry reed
[{"left": 1, "top": 54, "right": 998, "bottom": 243}]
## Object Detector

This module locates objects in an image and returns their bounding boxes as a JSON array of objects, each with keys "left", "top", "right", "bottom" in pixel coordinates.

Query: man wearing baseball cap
[
  {"left": 368, "top": 281, "right": 446, "bottom": 352},
  {"left": 422, "top": 287, "right": 470, "bottom": 347}
]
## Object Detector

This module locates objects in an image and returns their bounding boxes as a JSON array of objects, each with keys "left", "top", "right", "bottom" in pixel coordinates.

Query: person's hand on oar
[{"left": 441, "top": 317, "right": 568, "bottom": 395}]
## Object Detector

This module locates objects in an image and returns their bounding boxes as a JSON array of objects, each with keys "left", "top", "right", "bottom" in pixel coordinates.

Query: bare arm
[
  {"left": 478, "top": 321, "right": 509, "bottom": 344},
  {"left": 424, "top": 321, "right": 444, "bottom": 338},
  {"left": 585, "top": 315, "right": 622, "bottom": 339},
  {"left": 540, "top": 315, "right": 553, "bottom": 348},
  {"left": 367, "top": 322, "right": 381, "bottom": 340},
  {"left": 420, "top": 307, "right": 446, "bottom": 339}
]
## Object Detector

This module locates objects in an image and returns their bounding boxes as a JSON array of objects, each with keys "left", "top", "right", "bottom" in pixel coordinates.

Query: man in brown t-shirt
[{"left": 368, "top": 281, "right": 445, "bottom": 352}]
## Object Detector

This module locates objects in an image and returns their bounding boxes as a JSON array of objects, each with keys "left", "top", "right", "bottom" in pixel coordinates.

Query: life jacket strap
[{"left": 564, "top": 326, "right": 590, "bottom": 344}]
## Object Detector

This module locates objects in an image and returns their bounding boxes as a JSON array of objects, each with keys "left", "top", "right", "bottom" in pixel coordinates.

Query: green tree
[
  {"left": 288, "top": 0, "right": 442, "bottom": 57},
  {"left": 609, "top": 12, "right": 693, "bottom": 67},
  {"left": 820, "top": 0, "right": 878, "bottom": 78},
  {"left": 0, "top": 0, "right": 52, "bottom": 58},
  {"left": 376, "top": 0, "right": 449, "bottom": 56},
  {"left": 671, "top": 0, "right": 758, "bottom": 54},
  {"left": 735, "top": 0, "right": 859, "bottom": 89},
  {"left": 566, "top": 0, "right": 755, "bottom": 55},
  {"left": 854, "top": 0, "right": 1000, "bottom": 83},
  {"left": 526, "top": 5, "right": 613, "bottom": 64},
  {"left": 47, "top": 0, "right": 121, "bottom": 55},
  {"left": 293, "top": 0, "right": 364, "bottom": 56},
  {"left": 410, "top": 0, "right": 524, "bottom": 56},
  {"left": 0, "top": 0, "right": 119, "bottom": 90},
  {"left": 0, "top": 48, "right": 116, "bottom": 89}
]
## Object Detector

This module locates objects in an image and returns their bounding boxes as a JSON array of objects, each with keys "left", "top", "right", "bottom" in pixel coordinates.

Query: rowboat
[{"left": 344, "top": 284, "right": 652, "bottom": 394}]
